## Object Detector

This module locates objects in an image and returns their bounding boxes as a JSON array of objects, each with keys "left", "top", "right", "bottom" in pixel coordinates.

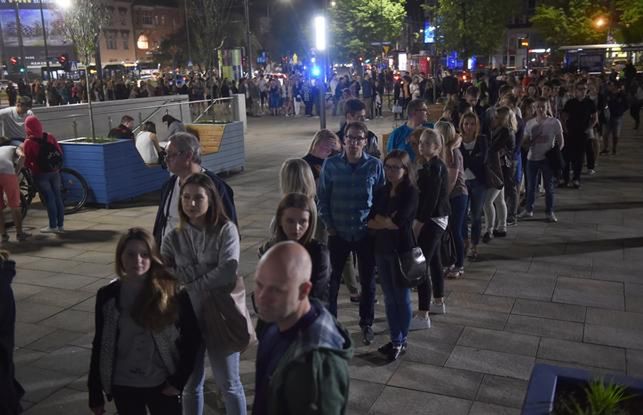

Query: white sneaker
[
  {"left": 56, "top": 227, "right": 65, "bottom": 233},
  {"left": 40, "top": 226, "right": 57, "bottom": 233},
  {"left": 518, "top": 210, "right": 534, "bottom": 219},
  {"left": 409, "top": 313, "right": 431, "bottom": 330},
  {"left": 431, "top": 301, "right": 447, "bottom": 315},
  {"left": 587, "top": 169, "right": 596, "bottom": 176},
  {"left": 546, "top": 213, "right": 558, "bottom": 223}
]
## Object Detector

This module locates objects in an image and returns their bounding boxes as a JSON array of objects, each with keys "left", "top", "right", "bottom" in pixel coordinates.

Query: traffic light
[
  {"left": 58, "top": 53, "right": 71, "bottom": 71},
  {"left": 19, "top": 65, "right": 26, "bottom": 74},
  {"left": 8, "top": 56, "right": 18, "bottom": 73}
]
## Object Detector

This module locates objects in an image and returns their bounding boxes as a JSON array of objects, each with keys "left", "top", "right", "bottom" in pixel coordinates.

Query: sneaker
[
  {"left": 40, "top": 226, "right": 57, "bottom": 233},
  {"left": 546, "top": 212, "right": 558, "bottom": 223},
  {"left": 409, "top": 313, "right": 431, "bottom": 331},
  {"left": 492, "top": 230, "right": 507, "bottom": 237},
  {"left": 507, "top": 217, "right": 518, "bottom": 227},
  {"left": 349, "top": 293, "right": 361, "bottom": 303},
  {"left": 377, "top": 342, "right": 408, "bottom": 362},
  {"left": 572, "top": 180, "right": 581, "bottom": 189},
  {"left": 431, "top": 301, "right": 447, "bottom": 315},
  {"left": 600, "top": 149, "right": 609, "bottom": 155},
  {"left": 16, "top": 232, "right": 31, "bottom": 241},
  {"left": 482, "top": 232, "right": 492, "bottom": 243},
  {"left": 518, "top": 210, "right": 534, "bottom": 219},
  {"left": 361, "top": 326, "right": 375, "bottom": 345},
  {"left": 55, "top": 227, "right": 65, "bottom": 234},
  {"left": 1, "top": 233, "right": 9, "bottom": 242},
  {"left": 587, "top": 169, "right": 596, "bottom": 176},
  {"left": 446, "top": 267, "right": 464, "bottom": 279}
]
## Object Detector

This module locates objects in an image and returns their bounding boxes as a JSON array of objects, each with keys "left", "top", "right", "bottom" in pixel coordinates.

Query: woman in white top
[
  {"left": 135, "top": 121, "right": 162, "bottom": 164},
  {"left": 521, "top": 97, "right": 564, "bottom": 222}
]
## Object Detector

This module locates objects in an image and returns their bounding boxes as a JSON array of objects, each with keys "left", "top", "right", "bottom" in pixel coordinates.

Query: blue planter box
[
  {"left": 60, "top": 139, "right": 169, "bottom": 206},
  {"left": 522, "top": 363, "right": 643, "bottom": 414}
]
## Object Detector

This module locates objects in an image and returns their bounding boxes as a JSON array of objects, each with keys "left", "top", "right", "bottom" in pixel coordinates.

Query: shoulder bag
[
  {"left": 545, "top": 140, "right": 565, "bottom": 179},
  {"left": 485, "top": 151, "right": 504, "bottom": 189},
  {"left": 395, "top": 233, "right": 427, "bottom": 288}
]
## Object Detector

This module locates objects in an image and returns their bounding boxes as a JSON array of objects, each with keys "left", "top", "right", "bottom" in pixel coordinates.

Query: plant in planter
[
  {"left": 555, "top": 378, "right": 639, "bottom": 414},
  {"left": 58, "top": 0, "right": 110, "bottom": 141}
]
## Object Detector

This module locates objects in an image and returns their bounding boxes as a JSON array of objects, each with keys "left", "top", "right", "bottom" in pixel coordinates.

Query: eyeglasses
[
  {"left": 384, "top": 164, "right": 404, "bottom": 171},
  {"left": 346, "top": 135, "right": 366, "bottom": 143}
]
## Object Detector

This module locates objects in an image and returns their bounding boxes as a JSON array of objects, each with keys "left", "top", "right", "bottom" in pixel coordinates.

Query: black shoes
[
  {"left": 377, "top": 341, "right": 407, "bottom": 361},
  {"left": 482, "top": 232, "right": 492, "bottom": 243},
  {"left": 361, "top": 326, "right": 374, "bottom": 345},
  {"left": 493, "top": 230, "right": 507, "bottom": 237}
]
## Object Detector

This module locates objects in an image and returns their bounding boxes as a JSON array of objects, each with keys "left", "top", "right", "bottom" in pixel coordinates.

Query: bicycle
[{"left": 19, "top": 167, "right": 89, "bottom": 217}]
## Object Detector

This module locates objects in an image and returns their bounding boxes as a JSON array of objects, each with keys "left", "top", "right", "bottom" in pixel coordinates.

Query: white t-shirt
[
  {"left": 135, "top": 131, "right": 159, "bottom": 164},
  {"left": 524, "top": 117, "right": 563, "bottom": 161},
  {"left": 0, "top": 146, "right": 17, "bottom": 175},
  {"left": 0, "top": 107, "right": 33, "bottom": 139}
]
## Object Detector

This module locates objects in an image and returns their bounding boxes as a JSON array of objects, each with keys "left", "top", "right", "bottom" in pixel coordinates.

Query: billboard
[{"left": 424, "top": 21, "right": 435, "bottom": 44}]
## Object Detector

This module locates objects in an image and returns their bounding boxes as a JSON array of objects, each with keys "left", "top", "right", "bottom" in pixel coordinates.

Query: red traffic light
[{"left": 9, "top": 56, "right": 18, "bottom": 65}]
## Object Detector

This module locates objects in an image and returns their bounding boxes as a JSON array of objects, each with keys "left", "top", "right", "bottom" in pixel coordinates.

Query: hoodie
[{"left": 22, "top": 115, "right": 63, "bottom": 175}]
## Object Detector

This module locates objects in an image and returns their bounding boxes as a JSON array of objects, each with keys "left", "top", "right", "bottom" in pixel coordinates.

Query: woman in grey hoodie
[{"left": 161, "top": 173, "right": 247, "bottom": 415}]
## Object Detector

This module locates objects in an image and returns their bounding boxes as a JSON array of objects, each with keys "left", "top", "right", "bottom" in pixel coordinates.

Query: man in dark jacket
[
  {"left": 253, "top": 242, "right": 352, "bottom": 415},
  {"left": 107, "top": 115, "right": 135, "bottom": 140},
  {"left": 0, "top": 251, "right": 24, "bottom": 415},
  {"left": 152, "top": 132, "right": 236, "bottom": 245}
]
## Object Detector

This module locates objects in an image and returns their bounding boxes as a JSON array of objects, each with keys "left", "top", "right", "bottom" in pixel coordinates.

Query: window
[
  {"left": 142, "top": 13, "right": 153, "bottom": 25},
  {"left": 122, "top": 31, "right": 129, "bottom": 50},
  {"left": 161, "top": 15, "right": 166, "bottom": 25},
  {"left": 105, "top": 30, "right": 117, "bottom": 50},
  {"left": 137, "top": 34, "right": 149, "bottom": 50}
]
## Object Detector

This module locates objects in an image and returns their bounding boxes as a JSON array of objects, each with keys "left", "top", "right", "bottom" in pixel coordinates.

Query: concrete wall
[{"left": 32, "top": 95, "right": 192, "bottom": 141}]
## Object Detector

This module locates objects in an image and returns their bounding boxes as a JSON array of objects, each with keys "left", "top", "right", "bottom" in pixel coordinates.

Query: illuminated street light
[
  {"left": 57, "top": 0, "right": 72, "bottom": 10},
  {"left": 330, "top": 1, "right": 336, "bottom": 6},
  {"left": 594, "top": 16, "right": 607, "bottom": 28},
  {"left": 314, "top": 16, "right": 326, "bottom": 51}
]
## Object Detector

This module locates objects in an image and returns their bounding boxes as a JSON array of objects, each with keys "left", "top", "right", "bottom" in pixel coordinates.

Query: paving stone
[
  {"left": 24, "top": 329, "right": 89, "bottom": 352},
  {"left": 15, "top": 323, "right": 58, "bottom": 347},
  {"left": 553, "top": 277, "right": 624, "bottom": 310},
  {"left": 505, "top": 314, "right": 584, "bottom": 342},
  {"left": 511, "top": 298, "right": 586, "bottom": 322},
  {"left": 349, "top": 351, "right": 403, "bottom": 385},
  {"left": 626, "top": 349, "right": 643, "bottom": 377},
  {"left": 432, "top": 306, "right": 509, "bottom": 330},
  {"left": 367, "top": 386, "right": 471, "bottom": 415},
  {"left": 476, "top": 374, "right": 528, "bottom": 409},
  {"left": 21, "top": 288, "right": 94, "bottom": 308},
  {"left": 445, "top": 346, "right": 535, "bottom": 380},
  {"left": 535, "top": 358, "right": 626, "bottom": 377},
  {"left": 40, "top": 309, "right": 94, "bottom": 333},
  {"left": 10, "top": 283, "right": 46, "bottom": 301},
  {"left": 15, "top": 301, "right": 65, "bottom": 324},
  {"left": 584, "top": 324, "right": 643, "bottom": 350},
  {"left": 442, "top": 292, "right": 515, "bottom": 313},
  {"left": 469, "top": 401, "right": 521, "bottom": 415},
  {"left": 73, "top": 251, "right": 115, "bottom": 265},
  {"left": 403, "top": 336, "right": 456, "bottom": 366},
  {"left": 17, "top": 272, "right": 100, "bottom": 290},
  {"left": 14, "top": 348, "right": 47, "bottom": 366},
  {"left": 388, "top": 361, "right": 483, "bottom": 400},
  {"left": 625, "top": 282, "right": 643, "bottom": 313},
  {"left": 457, "top": 327, "right": 540, "bottom": 357},
  {"left": 16, "top": 365, "right": 77, "bottom": 404},
  {"left": 585, "top": 308, "right": 643, "bottom": 330},
  {"left": 20, "top": 258, "right": 83, "bottom": 273},
  {"left": 485, "top": 272, "right": 556, "bottom": 301},
  {"left": 30, "top": 346, "right": 92, "bottom": 376},
  {"left": 22, "top": 387, "right": 116, "bottom": 415},
  {"left": 444, "top": 277, "right": 489, "bottom": 294},
  {"left": 537, "top": 338, "right": 626, "bottom": 371},
  {"left": 67, "top": 262, "right": 116, "bottom": 278}
]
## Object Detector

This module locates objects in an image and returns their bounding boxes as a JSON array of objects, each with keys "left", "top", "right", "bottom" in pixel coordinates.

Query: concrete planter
[
  {"left": 60, "top": 138, "right": 169, "bottom": 207},
  {"left": 522, "top": 363, "right": 643, "bottom": 414}
]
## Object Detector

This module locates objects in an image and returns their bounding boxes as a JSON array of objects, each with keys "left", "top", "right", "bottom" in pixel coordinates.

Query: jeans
[
  {"left": 417, "top": 221, "right": 445, "bottom": 311},
  {"left": 503, "top": 164, "right": 518, "bottom": 220},
  {"left": 563, "top": 134, "right": 586, "bottom": 183},
  {"left": 182, "top": 344, "right": 246, "bottom": 415},
  {"left": 449, "top": 194, "right": 468, "bottom": 268},
  {"left": 585, "top": 137, "right": 596, "bottom": 170},
  {"left": 603, "top": 116, "right": 623, "bottom": 153},
  {"left": 526, "top": 159, "right": 555, "bottom": 214},
  {"left": 463, "top": 179, "right": 487, "bottom": 245},
  {"left": 35, "top": 171, "right": 64, "bottom": 228},
  {"left": 375, "top": 254, "right": 411, "bottom": 346},
  {"left": 112, "top": 384, "right": 181, "bottom": 415},
  {"left": 328, "top": 234, "right": 376, "bottom": 327},
  {"left": 484, "top": 187, "right": 507, "bottom": 233}
]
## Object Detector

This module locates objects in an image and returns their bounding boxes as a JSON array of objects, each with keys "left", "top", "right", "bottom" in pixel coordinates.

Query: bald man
[{"left": 253, "top": 241, "right": 352, "bottom": 415}]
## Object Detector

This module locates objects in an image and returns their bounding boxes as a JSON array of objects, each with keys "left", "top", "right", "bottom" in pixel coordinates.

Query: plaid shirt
[{"left": 318, "top": 152, "right": 384, "bottom": 241}]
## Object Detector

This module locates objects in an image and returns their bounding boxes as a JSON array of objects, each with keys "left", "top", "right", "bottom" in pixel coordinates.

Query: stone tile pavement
[{"left": 8, "top": 113, "right": 643, "bottom": 414}]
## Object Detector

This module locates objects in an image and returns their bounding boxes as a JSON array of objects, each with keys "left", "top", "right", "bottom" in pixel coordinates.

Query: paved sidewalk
[{"left": 10, "top": 114, "right": 643, "bottom": 415}]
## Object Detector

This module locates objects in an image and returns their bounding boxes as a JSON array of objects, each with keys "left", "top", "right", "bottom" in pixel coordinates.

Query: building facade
[
  {"left": 98, "top": 0, "right": 136, "bottom": 65},
  {"left": 132, "top": 4, "right": 183, "bottom": 63}
]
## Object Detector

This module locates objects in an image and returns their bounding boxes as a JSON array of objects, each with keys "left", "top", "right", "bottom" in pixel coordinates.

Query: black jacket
[
  {"left": 0, "top": 260, "right": 24, "bottom": 415},
  {"left": 153, "top": 169, "right": 237, "bottom": 245},
  {"left": 88, "top": 280, "right": 201, "bottom": 409},
  {"left": 459, "top": 135, "right": 488, "bottom": 183},
  {"left": 369, "top": 182, "right": 419, "bottom": 254},
  {"left": 304, "top": 239, "right": 331, "bottom": 304},
  {"left": 416, "top": 156, "right": 450, "bottom": 223},
  {"left": 490, "top": 126, "right": 516, "bottom": 168}
]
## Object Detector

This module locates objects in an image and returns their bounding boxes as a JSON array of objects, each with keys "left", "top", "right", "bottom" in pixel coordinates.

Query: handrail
[{"left": 192, "top": 97, "right": 234, "bottom": 124}]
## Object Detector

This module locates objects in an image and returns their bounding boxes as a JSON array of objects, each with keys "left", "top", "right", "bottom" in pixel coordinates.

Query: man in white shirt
[{"left": 0, "top": 96, "right": 33, "bottom": 139}]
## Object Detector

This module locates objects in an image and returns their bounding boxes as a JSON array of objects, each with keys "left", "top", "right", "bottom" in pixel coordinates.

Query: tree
[
  {"left": 188, "top": 0, "right": 234, "bottom": 69},
  {"left": 426, "top": 0, "right": 519, "bottom": 59},
  {"left": 59, "top": 0, "right": 110, "bottom": 140},
  {"left": 329, "top": 0, "right": 406, "bottom": 62}
]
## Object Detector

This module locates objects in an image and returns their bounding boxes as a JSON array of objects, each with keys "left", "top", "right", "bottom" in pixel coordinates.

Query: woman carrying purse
[
  {"left": 411, "top": 129, "right": 450, "bottom": 330},
  {"left": 161, "top": 173, "right": 248, "bottom": 415},
  {"left": 367, "top": 150, "right": 418, "bottom": 361}
]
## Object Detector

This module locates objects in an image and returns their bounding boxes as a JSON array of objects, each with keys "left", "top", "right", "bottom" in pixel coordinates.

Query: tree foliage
[
  {"left": 329, "top": 0, "right": 406, "bottom": 62},
  {"left": 58, "top": 0, "right": 110, "bottom": 65},
  {"left": 427, "top": 0, "right": 519, "bottom": 58},
  {"left": 531, "top": 0, "right": 643, "bottom": 47},
  {"left": 188, "top": 0, "right": 234, "bottom": 68}
]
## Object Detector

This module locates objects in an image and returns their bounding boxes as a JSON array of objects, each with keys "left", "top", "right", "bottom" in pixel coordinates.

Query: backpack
[{"left": 37, "top": 133, "right": 63, "bottom": 172}]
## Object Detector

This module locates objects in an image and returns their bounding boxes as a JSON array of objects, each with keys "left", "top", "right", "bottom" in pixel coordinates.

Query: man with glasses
[
  {"left": 386, "top": 98, "right": 432, "bottom": 161},
  {"left": 318, "top": 121, "right": 384, "bottom": 345},
  {"left": 0, "top": 96, "right": 33, "bottom": 140},
  {"left": 153, "top": 132, "right": 237, "bottom": 244},
  {"left": 336, "top": 98, "right": 381, "bottom": 158},
  {"left": 561, "top": 82, "right": 597, "bottom": 188}
]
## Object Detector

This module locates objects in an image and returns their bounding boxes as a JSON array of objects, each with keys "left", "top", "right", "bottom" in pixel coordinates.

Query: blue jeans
[
  {"left": 182, "top": 344, "right": 247, "bottom": 415},
  {"left": 526, "top": 159, "right": 555, "bottom": 214},
  {"left": 375, "top": 254, "right": 411, "bottom": 346},
  {"left": 463, "top": 179, "right": 487, "bottom": 246},
  {"left": 35, "top": 171, "right": 64, "bottom": 228},
  {"left": 450, "top": 194, "right": 468, "bottom": 268}
]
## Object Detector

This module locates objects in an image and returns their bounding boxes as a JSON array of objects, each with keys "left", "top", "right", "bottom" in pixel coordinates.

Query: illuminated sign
[{"left": 424, "top": 21, "right": 435, "bottom": 44}]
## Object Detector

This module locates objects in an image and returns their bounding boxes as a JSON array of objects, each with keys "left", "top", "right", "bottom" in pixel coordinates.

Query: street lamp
[
  {"left": 313, "top": 15, "right": 327, "bottom": 128},
  {"left": 593, "top": 16, "right": 607, "bottom": 29}
]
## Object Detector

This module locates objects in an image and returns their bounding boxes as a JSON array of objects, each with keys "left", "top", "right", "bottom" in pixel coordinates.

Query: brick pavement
[{"left": 9, "top": 113, "right": 643, "bottom": 414}]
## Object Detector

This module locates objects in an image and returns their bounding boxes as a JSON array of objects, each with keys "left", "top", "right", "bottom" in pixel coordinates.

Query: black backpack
[{"left": 37, "top": 133, "right": 63, "bottom": 172}]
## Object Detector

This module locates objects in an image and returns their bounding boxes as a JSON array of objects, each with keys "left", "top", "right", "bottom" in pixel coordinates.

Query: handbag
[
  {"left": 392, "top": 103, "right": 403, "bottom": 114},
  {"left": 545, "top": 140, "right": 565, "bottom": 179},
  {"left": 395, "top": 234, "right": 427, "bottom": 288},
  {"left": 485, "top": 152, "right": 504, "bottom": 189},
  {"left": 440, "top": 226, "right": 457, "bottom": 270},
  {"left": 201, "top": 274, "right": 256, "bottom": 354}
]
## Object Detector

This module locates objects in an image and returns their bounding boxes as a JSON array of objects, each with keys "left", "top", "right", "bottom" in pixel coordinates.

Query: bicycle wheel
[{"left": 60, "top": 167, "right": 89, "bottom": 214}]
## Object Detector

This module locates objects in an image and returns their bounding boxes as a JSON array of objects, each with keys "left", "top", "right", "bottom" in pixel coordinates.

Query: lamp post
[
  {"left": 314, "top": 15, "right": 327, "bottom": 128},
  {"left": 244, "top": 0, "right": 253, "bottom": 77},
  {"left": 38, "top": 0, "right": 51, "bottom": 105}
]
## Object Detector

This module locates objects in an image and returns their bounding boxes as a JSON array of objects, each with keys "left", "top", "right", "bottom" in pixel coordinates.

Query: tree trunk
[{"left": 85, "top": 67, "right": 96, "bottom": 141}]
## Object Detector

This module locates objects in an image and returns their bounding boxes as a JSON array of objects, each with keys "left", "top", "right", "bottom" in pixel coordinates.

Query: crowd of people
[{"left": 1, "top": 61, "right": 642, "bottom": 415}]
